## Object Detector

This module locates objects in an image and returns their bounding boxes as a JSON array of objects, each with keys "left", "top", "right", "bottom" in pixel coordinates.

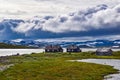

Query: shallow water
[
  {"left": 0, "top": 49, "right": 44, "bottom": 56},
  {"left": 0, "top": 48, "right": 120, "bottom": 56},
  {"left": 73, "top": 59, "right": 120, "bottom": 80}
]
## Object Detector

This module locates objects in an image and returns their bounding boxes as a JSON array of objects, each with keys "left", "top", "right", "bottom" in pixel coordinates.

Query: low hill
[{"left": 0, "top": 43, "right": 32, "bottom": 49}]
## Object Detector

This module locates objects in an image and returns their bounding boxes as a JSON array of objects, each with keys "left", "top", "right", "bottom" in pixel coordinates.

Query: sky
[
  {"left": 0, "top": 0, "right": 120, "bottom": 19},
  {"left": 0, "top": 0, "right": 120, "bottom": 41}
]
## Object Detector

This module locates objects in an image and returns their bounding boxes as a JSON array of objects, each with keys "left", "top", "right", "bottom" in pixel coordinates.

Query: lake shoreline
[
  {"left": 0, "top": 52, "right": 119, "bottom": 80},
  {"left": 0, "top": 51, "right": 120, "bottom": 80},
  {"left": 0, "top": 48, "right": 120, "bottom": 56},
  {"left": 71, "top": 59, "right": 120, "bottom": 80}
]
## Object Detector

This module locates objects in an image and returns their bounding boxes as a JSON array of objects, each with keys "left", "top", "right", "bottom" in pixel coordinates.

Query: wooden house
[
  {"left": 45, "top": 45, "right": 63, "bottom": 52},
  {"left": 66, "top": 45, "right": 81, "bottom": 52},
  {"left": 96, "top": 48, "right": 113, "bottom": 56}
]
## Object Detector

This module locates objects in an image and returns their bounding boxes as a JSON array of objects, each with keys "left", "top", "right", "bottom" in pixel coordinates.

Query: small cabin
[
  {"left": 45, "top": 45, "right": 63, "bottom": 52},
  {"left": 96, "top": 48, "right": 113, "bottom": 56},
  {"left": 67, "top": 45, "right": 81, "bottom": 52}
]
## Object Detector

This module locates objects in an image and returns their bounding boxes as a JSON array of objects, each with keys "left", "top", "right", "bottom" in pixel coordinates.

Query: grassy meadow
[{"left": 0, "top": 51, "right": 120, "bottom": 80}]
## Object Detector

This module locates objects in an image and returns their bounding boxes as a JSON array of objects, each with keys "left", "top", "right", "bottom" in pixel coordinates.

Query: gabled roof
[
  {"left": 45, "top": 45, "right": 62, "bottom": 50},
  {"left": 45, "top": 45, "right": 52, "bottom": 49},
  {"left": 67, "top": 45, "right": 79, "bottom": 49}
]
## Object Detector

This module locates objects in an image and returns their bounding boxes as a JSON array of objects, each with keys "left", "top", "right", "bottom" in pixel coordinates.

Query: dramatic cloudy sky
[
  {"left": 0, "top": 0, "right": 120, "bottom": 19},
  {"left": 0, "top": 0, "right": 120, "bottom": 40}
]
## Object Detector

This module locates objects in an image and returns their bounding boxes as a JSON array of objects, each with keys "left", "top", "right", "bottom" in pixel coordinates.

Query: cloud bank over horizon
[{"left": 0, "top": 4, "right": 120, "bottom": 40}]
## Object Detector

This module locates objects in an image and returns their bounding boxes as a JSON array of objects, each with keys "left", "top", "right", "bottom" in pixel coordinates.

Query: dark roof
[
  {"left": 45, "top": 45, "right": 62, "bottom": 50},
  {"left": 67, "top": 45, "right": 79, "bottom": 49}
]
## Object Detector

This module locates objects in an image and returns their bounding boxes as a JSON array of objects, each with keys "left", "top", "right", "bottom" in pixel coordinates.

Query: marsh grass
[{"left": 0, "top": 51, "right": 120, "bottom": 80}]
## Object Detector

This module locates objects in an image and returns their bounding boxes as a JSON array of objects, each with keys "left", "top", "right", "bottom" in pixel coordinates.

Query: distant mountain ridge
[{"left": 0, "top": 39, "right": 120, "bottom": 48}]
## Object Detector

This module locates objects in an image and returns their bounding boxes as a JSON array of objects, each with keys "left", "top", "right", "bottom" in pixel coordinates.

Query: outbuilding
[{"left": 96, "top": 48, "right": 113, "bottom": 56}]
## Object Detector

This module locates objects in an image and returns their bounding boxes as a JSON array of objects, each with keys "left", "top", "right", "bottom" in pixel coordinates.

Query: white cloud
[
  {"left": 0, "top": 3, "right": 120, "bottom": 40},
  {"left": 51, "top": 4, "right": 119, "bottom": 32},
  {"left": 0, "top": 0, "right": 120, "bottom": 19},
  {"left": 11, "top": 4, "right": 120, "bottom": 34}
]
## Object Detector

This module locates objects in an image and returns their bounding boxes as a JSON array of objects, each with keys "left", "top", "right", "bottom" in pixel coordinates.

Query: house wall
[
  {"left": 45, "top": 48, "right": 63, "bottom": 52},
  {"left": 67, "top": 48, "right": 81, "bottom": 52}
]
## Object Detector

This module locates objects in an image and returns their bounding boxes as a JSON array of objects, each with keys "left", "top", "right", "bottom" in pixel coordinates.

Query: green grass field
[{"left": 0, "top": 51, "right": 120, "bottom": 80}]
